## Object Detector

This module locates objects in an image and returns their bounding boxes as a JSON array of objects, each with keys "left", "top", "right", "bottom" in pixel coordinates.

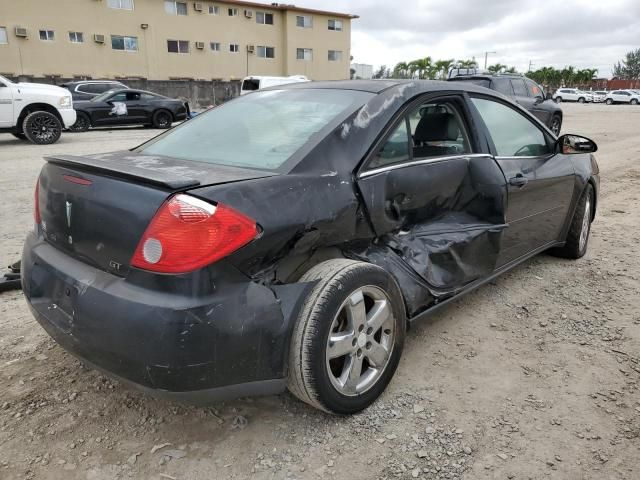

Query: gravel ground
[{"left": 1, "top": 105, "right": 639, "bottom": 480}]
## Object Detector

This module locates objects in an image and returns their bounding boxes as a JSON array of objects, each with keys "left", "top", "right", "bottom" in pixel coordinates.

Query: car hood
[{"left": 15, "top": 82, "right": 70, "bottom": 96}]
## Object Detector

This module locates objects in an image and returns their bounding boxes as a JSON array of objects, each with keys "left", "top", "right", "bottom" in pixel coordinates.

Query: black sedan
[
  {"left": 69, "top": 89, "right": 189, "bottom": 131},
  {"left": 23, "top": 80, "right": 599, "bottom": 414}
]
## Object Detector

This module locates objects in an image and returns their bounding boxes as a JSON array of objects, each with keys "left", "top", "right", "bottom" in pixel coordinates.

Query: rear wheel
[
  {"left": 555, "top": 97, "right": 562, "bottom": 103},
  {"left": 606, "top": 98, "right": 613, "bottom": 105},
  {"left": 288, "top": 259, "right": 406, "bottom": 414},
  {"left": 631, "top": 98, "right": 639, "bottom": 105},
  {"left": 11, "top": 132, "right": 27, "bottom": 141},
  {"left": 22, "top": 111, "right": 62, "bottom": 145},
  {"left": 152, "top": 109, "right": 172, "bottom": 129},
  {"left": 549, "top": 114, "right": 562, "bottom": 136},
  {"left": 550, "top": 184, "right": 593, "bottom": 259},
  {"left": 578, "top": 97, "right": 585, "bottom": 103},
  {"left": 69, "top": 111, "right": 90, "bottom": 132}
]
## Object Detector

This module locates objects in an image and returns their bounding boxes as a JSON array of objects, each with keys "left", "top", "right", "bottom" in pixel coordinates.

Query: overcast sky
[{"left": 302, "top": 0, "right": 639, "bottom": 77}]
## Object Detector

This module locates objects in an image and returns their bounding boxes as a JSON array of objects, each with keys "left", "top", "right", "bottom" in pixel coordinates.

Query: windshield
[
  {"left": 139, "top": 89, "right": 374, "bottom": 171},
  {"left": 91, "top": 90, "right": 117, "bottom": 102}
]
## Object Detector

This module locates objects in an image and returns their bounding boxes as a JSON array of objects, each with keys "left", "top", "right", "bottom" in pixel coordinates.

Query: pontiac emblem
[{"left": 65, "top": 201, "right": 72, "bottom": 228}]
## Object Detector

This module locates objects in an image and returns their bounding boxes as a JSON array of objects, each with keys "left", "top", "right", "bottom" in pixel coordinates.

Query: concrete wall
[{"left": 0, "top": 0, "right": 354, "bottom": 81}]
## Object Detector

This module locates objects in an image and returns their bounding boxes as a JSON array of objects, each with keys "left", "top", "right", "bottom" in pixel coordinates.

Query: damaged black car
[{"left": 22, "top": 80, "right": 599, "bottom": 414}]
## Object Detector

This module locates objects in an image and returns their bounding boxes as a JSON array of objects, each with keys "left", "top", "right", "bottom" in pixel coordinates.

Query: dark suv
[
  {"left": 448, "top": 72, "right": 562, "bottom": 135},
  {"left": 61, "top": 80, "right": 128, "bottom": 101}
]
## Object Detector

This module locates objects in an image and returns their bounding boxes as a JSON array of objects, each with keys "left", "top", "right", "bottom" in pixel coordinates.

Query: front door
[
  {"left": 0, "top": 81, "right": 13, "bottom": 128},
  {"left": 469, "top": 96, "right": 575, "bottom": 266},
  {"left": 356, "top": 94, "right": 508, "bottom": 292}
]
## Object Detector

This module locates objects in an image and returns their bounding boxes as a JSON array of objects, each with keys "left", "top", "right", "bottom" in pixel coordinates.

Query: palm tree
[
  {"left": 409, "top": 57, "right": 433, "bottom": 79},
  {"left": 393, "top": 62, "right": 409, "bottom": 79},
  {"left": 487, "top": 63, "right": 508, "bottom": 73},
  {"left": 458, "top": 59, "right": 478, "bottom": 68},
  {"left": 504, "top": 66, "right": 518, "bottom": 73},
  {"left": 434, "top": 59, "right": 455, "bottom": 79}
]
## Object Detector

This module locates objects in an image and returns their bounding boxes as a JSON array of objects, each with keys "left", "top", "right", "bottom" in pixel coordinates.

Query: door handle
[{"left": 509, "top": 174, "right": 528, "bottom": 187}]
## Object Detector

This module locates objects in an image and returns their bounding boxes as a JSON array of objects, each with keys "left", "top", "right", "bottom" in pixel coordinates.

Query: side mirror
[{"left": 556, "top": 134, "right": 598, "bottom": 154}]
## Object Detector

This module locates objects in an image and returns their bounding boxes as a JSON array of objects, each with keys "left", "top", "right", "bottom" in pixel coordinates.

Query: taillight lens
[
  {"left": 34, "top": 179, "right": 41, "bottom": 224},
  {"left": 131, "top": 194, "right": 257, "bottom": 273}
]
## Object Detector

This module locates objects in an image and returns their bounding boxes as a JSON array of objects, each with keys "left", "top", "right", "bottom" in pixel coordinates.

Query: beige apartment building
[{"left": 0, "top": 0, "right": 356, "bottom": 81}]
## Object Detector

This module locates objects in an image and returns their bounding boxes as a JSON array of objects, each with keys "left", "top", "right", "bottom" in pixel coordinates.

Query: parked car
[
  {"left": 448, "top": 73, "right": 563, "bottom": 135},
  {"left": 605, "top": 90, "right": 640, "bottom": 105},
  {"left": 591, "top": 91, "right": 608, "bottom": 103},
  {"left": 0, "top": 74, "right": 76, "bottom": 144},
  {"left": 240, "top": 75, "right": 309, "bottom": 95},
  {"left": 553, "top": 88, "right": 593, "bottom": 103},
  {"left": 69, "top": 89, "right": 189, "bottom": 131},
  {"left": 61, "top": 80, "right": 129, "bottom": 101},
  {"left": 23, "top": 80, "right": 599, "bottom": 414}
]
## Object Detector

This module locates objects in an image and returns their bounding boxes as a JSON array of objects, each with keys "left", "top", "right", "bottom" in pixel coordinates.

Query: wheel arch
[{"left": 16, "top": 103, "right": 63, "bottom": 130}]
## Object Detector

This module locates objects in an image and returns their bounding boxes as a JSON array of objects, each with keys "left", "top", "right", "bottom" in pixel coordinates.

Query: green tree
[
  {"left": 487, "top": 63, "right": 508, "bottom": 73},
  {"left": 393, "top": 62, "right": 410, "bottom": 79},
  {"left": 613, "top": 48, "right": 640, "bottom": 79}
]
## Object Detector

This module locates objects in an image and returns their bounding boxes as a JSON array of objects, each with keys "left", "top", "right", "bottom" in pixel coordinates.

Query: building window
[
  {"left": 229, "top": 43, "right": 239, "bottom": 53},
  {"left": 111, "top": 35, "right": 138, "bottom": 51},
  {"left": 208, "top": 5, "right": 219, "bottom": 15},
  {"left": 328, "top": 50, "right": 343, "bottom": 61},
  {"left": 328, "top": 19, "right": 343, "bottom": 31},
  {"left": 296, "top": 15, "right": 312, "bottom": 28},
  {"left": 210, "top": 42, "right": 220, "bottom": 51},
  {"left": 0, "top": 27, "right": 8, "bottom": 44},
  {"left": 165, "top": 1, "right": 187, "bottom": 15},
  {"left": 228, "top": 8, "right": 238, "bottom": 16},
  {"left": 39, "top": 30, "right": 55, "bottom": 41},
  {"left": 167, "top": 40, "right": 189, "bottom": 53},
  {"left": 257, "top": 46, "right": 275, "bottom": 58},
  {"left": 107, "top": 0, "right": 134, "bottom": 10},
  {"left": 256, "top": 12, "right": 273, "bottom": 25},
  {"left": 68, "top": 31, "right": 84, "bottom": 43},
  {"left": 296, "top": 48, "right": 312, "bottom": 61}
]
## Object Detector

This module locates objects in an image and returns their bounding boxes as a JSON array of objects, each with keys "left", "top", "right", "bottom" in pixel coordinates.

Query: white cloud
[{"left": 300, "top": 0, "right": 640, "bottom": 77}]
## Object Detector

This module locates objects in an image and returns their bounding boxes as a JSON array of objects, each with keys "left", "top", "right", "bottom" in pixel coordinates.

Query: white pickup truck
[{"left": 0, "top": 74, "right": 76, "bottom": 144}]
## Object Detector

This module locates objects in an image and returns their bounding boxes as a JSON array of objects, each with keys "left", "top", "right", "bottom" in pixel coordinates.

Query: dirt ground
[{"left": 1, "top": 104, "right": 639, "bottom": 480}]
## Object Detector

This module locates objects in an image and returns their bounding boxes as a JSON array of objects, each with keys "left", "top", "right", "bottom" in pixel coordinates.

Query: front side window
[
  {"left": 296, "top": 48, "right": 312, "bottom": 61},
  {"left": 165, "top": 1, "right": 187, "bottom": 15},
  {"left": 328, "top": 50, "right": 342, "bottom": 61},
  {"left": 69, "top": 31, "right": 84, "bottom": 43},
  {"left": 167, "top": 39, "right": 189, "bottom": 53},
  {"left": 229, "top": 43, "right": 239, "bottom": 53},
  {"left": 371, "top": 120, "right": 410, "bottom": 168},
  {"left": 525, "top": 79, "right": 544, "bottom": 98},
  {"left": 107, "top": 0, "right": 134, "bottom": 10},
  {"left": 39, "top": 30, "right": 55, "bottom": 41},
  {"left": 139, "top": 89, "right": 373, "bottom": 171},
  {"left": 296, "top": 15, "right": 312, "bottom": 27},
  {"left": 471, "top": 97, "right": 550, "bottom": 157},
  {"left": 0, "top": 27, "right": 7, "bottom": 44},
  {"left": 328, "top": 19, "right": 343, "bottom": 31},
  {"left": 111, "top": 35, "right": 138, "bottom": 51},
  {"left": 256, "top": 12, "right": 273, "bottom": 24},
  {"left": 257, "top": 46, "right": 275, "bottom": 58}
]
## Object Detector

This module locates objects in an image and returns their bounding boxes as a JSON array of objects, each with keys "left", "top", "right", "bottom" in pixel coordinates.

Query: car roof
[
  {"left": 63, "top": 80, "right": 126, "bottom": 86},
  {"left": 105, "top": 88, "right": 165, "bottom": 97},
  {"left": 276, "top": 79, "right": 495, "bottom": 95}
]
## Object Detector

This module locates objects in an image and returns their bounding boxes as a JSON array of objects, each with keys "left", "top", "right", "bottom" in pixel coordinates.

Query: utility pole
[
  {"left": 484, "top": 51, "right": 496, "bottom": 69},
  {"left": 528, "top": 60, "right": 534, "bottom": 72}
]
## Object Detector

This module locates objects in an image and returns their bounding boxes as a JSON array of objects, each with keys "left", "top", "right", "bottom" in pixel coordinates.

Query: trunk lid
[{"left": 39, "top": 151, "right": 277, "bottom": 276}]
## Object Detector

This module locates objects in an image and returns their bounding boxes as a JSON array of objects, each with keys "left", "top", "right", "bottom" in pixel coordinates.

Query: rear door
[
  {"left": 468, "top": 95, "right": 575, "bottom": 266},
  {"left": 356, "top": 93, "right": 508, "bottom": 292}
]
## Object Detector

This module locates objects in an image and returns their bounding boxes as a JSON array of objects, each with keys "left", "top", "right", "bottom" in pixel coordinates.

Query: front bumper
[
  {"left": 21, "top": 232, "right": 304, "bottom": 403},
  {"left": 59, "top": 108, "right": 77, "bottom": 128}
]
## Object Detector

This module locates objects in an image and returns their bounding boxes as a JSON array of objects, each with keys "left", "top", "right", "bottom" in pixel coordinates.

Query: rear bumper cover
[{"left": 21, "top": 232, "right": 305, "bottom": 403}]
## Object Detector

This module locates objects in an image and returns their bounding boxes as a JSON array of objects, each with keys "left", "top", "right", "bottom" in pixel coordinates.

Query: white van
[{"left": 240, "top": 75, "right": 309, "bottom": 95}]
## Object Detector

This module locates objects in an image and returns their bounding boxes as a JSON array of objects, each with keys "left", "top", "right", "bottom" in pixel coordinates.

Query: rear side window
[
  {"left": 140, "top": 89, "right": 374, "bottom": 170},
  {"left": 492, "top": 78, "right": 513, "bottom": 96},
  {"left": 511, "top": 79, "right": 528, "bottom": 97},
  {"left": 471, "top": 97, "right": 550, "bottom": 157}
]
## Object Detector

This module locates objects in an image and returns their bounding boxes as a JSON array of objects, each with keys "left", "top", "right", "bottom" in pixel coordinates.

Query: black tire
[
  {"left": 11, "top": 132, "right": 27, "bottom": 141},
  {"left": 550, "top": 184, "right": 594, "bottom": 259},
  {"left": 152, "top": 109, "right": 173, "bottom": 129},
  {"left": 22, "top": 111, "right": 62, "bottom": 145},
  {"left": 606, "top": 98, "right": 613, "bottom": 105},
  {"left": 578, "top": 97, "right": 585, "bottom": 103},
  {"left": 549, "top": 114, "right": 562, "bottom": 136},
  {"left": 631, "top": 99, "right": 639, "bottom": 105},
  {"left": 69, "top": 111, "right": 91, "bottom": 132},
  {"left": 288, "top": 259, "right": 406, "bottom": 414},
  {"left": 555, "top": 97, "right": 562, "bottom": 103}
]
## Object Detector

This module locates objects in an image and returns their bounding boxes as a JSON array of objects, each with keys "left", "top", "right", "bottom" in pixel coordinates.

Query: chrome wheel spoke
[
  {"left": 342, "top": 355, "right": 363, "bottom": 394},
  {"left": 346, "top": 291, "right": 366, "bottom": 329},
  {"left": 328, "top": 332, "right": 355, "bottom": 359},
  {"left": 367, "top": 300, "right": 391, "bottom": 333},
  {"left": 366, "top": 341, "right": 389, "bottom": 368}
]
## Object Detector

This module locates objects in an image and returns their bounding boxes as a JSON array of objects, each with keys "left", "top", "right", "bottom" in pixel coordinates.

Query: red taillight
[
  {"left": 130, "top": 194, "right": 258, "bottom": 273},
  {"left": 34, "top": 179, "right": 41, "bottom": 224}
]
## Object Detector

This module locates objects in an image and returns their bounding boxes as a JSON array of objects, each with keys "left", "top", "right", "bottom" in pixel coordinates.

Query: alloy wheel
[
  {"left": 579, "top": 197, "right": 591, "bottom": 252},
  {"left": 29, "top": 114, "right": 61, "bottom": 143},
  {"left": 325, "top": 286, "right": 396, "bottom": 396}
]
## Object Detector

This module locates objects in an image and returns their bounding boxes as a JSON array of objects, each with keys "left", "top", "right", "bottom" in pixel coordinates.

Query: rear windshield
[
  {"left": 241, "top": 79, "right": 260, "bottom": 91},
  {"left": 139, "top": 89, "right": 373, "bottom": 171}
]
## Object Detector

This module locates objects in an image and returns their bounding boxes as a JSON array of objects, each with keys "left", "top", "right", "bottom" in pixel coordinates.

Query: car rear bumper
[{"left": 21, "top": 231, "right": 303, "bottom": 403}]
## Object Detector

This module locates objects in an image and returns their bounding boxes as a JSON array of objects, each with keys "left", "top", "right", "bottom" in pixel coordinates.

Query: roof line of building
[{"left": 217, "top": 0, "right": 359, "bottom": 19}]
